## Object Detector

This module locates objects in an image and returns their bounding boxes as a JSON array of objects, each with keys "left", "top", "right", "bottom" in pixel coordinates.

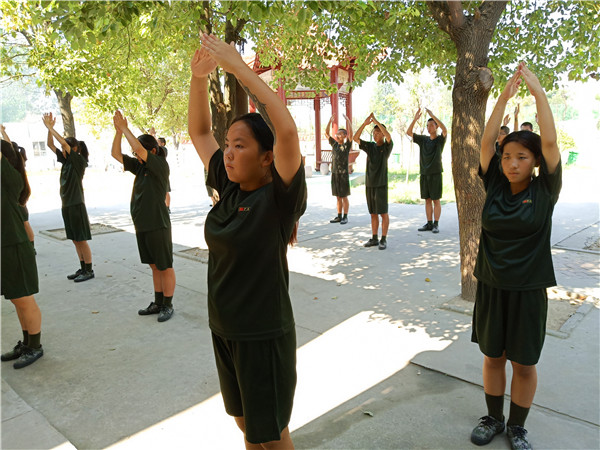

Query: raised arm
[
  {"left": 519, "top": 63, "right": 560, "bottom": 173},
  {"left": 42, "top": 113, "right": 64, "bottom": 155},
  {"left": 371, "top": 113, "right": 392, "bottom": 142},
  {"left": 513, "top": 103, "right": 520, "bottom": 132},
  {"left": 353, "top": 115, "right": 372, "bottom": 144},
  {"left": 426, "top": 108, "right": 447, "bottom": 137},
  {"left": 342, "top": 113, "right": 353, "bottom": 142},
  {"left": 0, "top": 124, "right": 10, "bottom": 143},
  {"left": 481, "top": 70, "right": 521, "bottom": 174},
  {"left": 406, "top": 108, "right": 422, "bottom": 138},
  {"left": 113, "top": 110, "right": 148, "bottom": 162},
  {"left": 324, "top": 116, "right": 333, "bottom": 140},
  {"left": 502, "top": 114, "right": 510, "bottom": 128},
  {"left": 188, "top": 48, "right": 219, "bottom": 169},
  {"left": 42, "top": 112, "right": 71, "bottom": 154},
  {"left": 202, "top": 34, "right": 301, "bottom": 185},
  {"left": 111, "top": 114, "right": 124, "bottom": 164}
]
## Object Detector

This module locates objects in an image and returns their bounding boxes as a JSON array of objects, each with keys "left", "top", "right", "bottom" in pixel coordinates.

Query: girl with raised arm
[
  {"left": 1, "top": 140, "right": 44, "bottom": 369},
  {"left": 188, "top": 35, "right": 307, "bottom": 449},
  {"left": 470, "top": 63, "right": 561, "bottom": 450},
  {"left": 42, "top": 113, "right": 94, "bottom": 282},
  {"left": 111, "top": 111, "right": 175, "bottom": 323}
]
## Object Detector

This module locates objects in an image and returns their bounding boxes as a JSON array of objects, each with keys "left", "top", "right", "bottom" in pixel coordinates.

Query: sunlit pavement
[{"left": 2, "top": 168, "right": 598, "bottom": 449}]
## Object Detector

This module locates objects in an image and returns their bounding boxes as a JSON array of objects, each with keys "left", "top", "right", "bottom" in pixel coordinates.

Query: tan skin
[
  {"left": 325, "top": 114, "right": 353, "bottom": 216},
  {"left": 0, "top": 152, "right": 42, "bottom": 339},
  {"left": 189, "top": 35, "right": 301, "bottom": 450},
  {"left": 480, "top": 62, "right": 560, "bottom": 408},
  {"left": 406, "top": 108, "right": 448, "bottom": 223},
  {"left": 42, "top": 113, "right": 93, "bottom": 266},
  {"left": 111, "top": 111, "right": 176, "bottom": 298}
]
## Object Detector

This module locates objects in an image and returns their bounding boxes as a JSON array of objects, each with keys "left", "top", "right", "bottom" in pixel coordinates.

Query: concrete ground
[{"left": 2, "top": 167, "right": 599, "bottom": 449}]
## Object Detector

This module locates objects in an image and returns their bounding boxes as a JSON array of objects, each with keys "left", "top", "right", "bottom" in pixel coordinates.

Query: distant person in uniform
[
  {"left": 513, "top": 103, "right": 534, "bottom": 131},
  {"left": 407, "top": 107, "right": 447, "bottom": 234},
  {"left": 470, "top": 63, "right": 562, "bottom": 450},
  {"left": 325, "top": 114, "right": 353, "bottom": 224}
]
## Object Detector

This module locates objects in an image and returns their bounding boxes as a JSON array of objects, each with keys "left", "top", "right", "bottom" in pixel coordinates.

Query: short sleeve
[
  {"left": 479, "top": 153, "right": 503, "bottom": 191},
  {"left": 122, "top": 155, "right": 141, "bottom": 174},
  {"left": 412, "top": 134, "right": 424, "bottom": 147},
  {"left": 359, "top": 139, "right": 369, "bottom": 152},
  {"left": 538, "top": 156, "right": 562, "bottom": 204},
  {"left": 328, "top": 137, "right": 336, "bottom": 147},
  {"left": 206, "top": 149, "right": 230, "bottom": 194},
  {"left": 56, "top": 150, "right": 67, "bottom": 165},
  {"left": 272, "top": 160, "right": 307, "bottom": 219},
  {"left": 67, "top": 150, "right": 88, "bottom": 174},
  {"left": 344, "top": 140, "right": 352, "bottom": 152},
  {"left": 385, "top": 140, "right": 393, "bottom": 157}
]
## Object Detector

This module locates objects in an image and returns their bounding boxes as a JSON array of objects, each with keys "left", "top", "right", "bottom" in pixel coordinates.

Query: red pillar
[
  {"left": 315, "top": 96, "right": 321, "bottom": 171},
  {"left": 346, "top": 68, "right": 354, "bottom": 127},
  {"left": 330, "top": 67, "right": 339, "bottom": 136}
]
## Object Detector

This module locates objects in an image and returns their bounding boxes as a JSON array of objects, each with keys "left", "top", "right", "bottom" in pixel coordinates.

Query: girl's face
[
  {"left": 501, "top": 142, "right": 538, "bottom": 190},
  {"left": 224, "top": 121, "right": 272, "bottom": 189}
]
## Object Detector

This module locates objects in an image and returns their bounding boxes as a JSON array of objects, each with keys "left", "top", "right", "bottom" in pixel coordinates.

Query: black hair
[
  {"left": 521, "top": 122, "right": 534, "bottom": 131},
  {"left": 137, "top": 134, "right": 165, "bottom": 158},
  {"left": 157, "top": 137, "right": 167, "bottom": 146},
  {"left": 11, "top": 142, "right": 27, "bottom": 163},
  {"left": 373, "top": 123, "right": 387, "bottom": 131},
  {"left": 2, "top": 140, "right": 31, "bottom": 206},
  {"left": 498, "top": 130, "right": 542, "bottom": 161},
  {"left": 231, "top": 113, "right": 274, "bottom": 153},
  {"left": 337, "top": 128, "right": 347, "bottom": 135},
  {"left": 65, "top": 137, "right": 89, "bottom": 161},
  {"left": 500, "top": 126, "right": 510, "bottom": 134}
]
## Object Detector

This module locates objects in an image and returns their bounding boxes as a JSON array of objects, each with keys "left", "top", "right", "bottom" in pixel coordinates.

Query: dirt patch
[
  {"left": 40, "top": 223, "right": 124, "bottom": 241},
  {"left": 175, "top": 247, "right": 209, "bottom": 264}
]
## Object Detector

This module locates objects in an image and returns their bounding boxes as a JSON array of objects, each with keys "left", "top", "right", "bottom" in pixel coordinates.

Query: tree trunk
[
  {"left": 54, "top": 89, "right": 76, "bottom": 138},
  {"left": 429, "top": 1, "right": 506, "bottom": 300}
]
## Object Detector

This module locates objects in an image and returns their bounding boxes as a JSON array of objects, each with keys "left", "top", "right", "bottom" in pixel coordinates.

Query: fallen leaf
[
  {"left": 92, "top": 311, "right": 99, "bottom": 314},
  {"left": 425, "top": 278, "right": 431, "bottom": 282},
  {"left": 313, "top": 296, "right": 318, "bottom": 300},
  {"left": 362, "top": 410, "right": 374, "bottom": 417},
  {"left": 331, "top": 296, "right": 337, "bottom": 300}
]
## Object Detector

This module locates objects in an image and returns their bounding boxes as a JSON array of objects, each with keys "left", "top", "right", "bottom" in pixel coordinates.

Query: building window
[{"left": 32, "top": 141, "right": 46, "bottom": 156}]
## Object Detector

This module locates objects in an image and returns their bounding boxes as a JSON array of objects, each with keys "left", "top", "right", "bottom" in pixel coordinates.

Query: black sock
[
  {"left": 79, "top": 260, "right": 85, "bottom": 271},
  {"left": 380, "top": 235, "right": 387, "bottom": 243},
  {"left": 507, "top": 401, "right": 529, "bottom": 427},
  {"left": 154, "top": 292, "right": 164, "bottom": 307},
  {"left": 428, "top": 220, "right": 433, "bottom": 225},
  {"left": 22, "top": 330, "right": 29, "bottom": 346},
  {"left": 337, "top": 213, "right": 342, "bottom": 219},
  {"left": 28, "top": 332, "right": 41, "bottom": 349},
  {"left": 342, "top": 213, "right": 348, "bottom": 219},
  {"left": 434, "top": 220, "right": 439, "bottom": 226},
  {"left": 485, "top": 393, "right": 505, "bottom": 422},
  {"left": 85, "top": 263, "right": 93, "bottom": 272},
  {"left": 163, "top": 295, "right": 173, "bottom": 307},
  {"left": 372, "top": 234, "right": 378, "bottom": 241}
]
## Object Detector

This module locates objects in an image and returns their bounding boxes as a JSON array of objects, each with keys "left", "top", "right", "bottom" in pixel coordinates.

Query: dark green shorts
[
  {"left": 471, "top": 281, "right": 548, "bottom": 366},
  {"left": 420, "top": 173, "right": 443, "bottom": 200},
  {"left": 212, "top": 330, "right": 297, "bottom": 444},
  {"left": 20, "top": 205, "right": 29, "bottom": 221},
  {"left": 366, "top": 186, "right": 388, "bottom": 214},
  {"left": 331, "top": 173, "right": 350, "bottom": 197},
  {"left": 135, "top": 228, "right": 173, "bottom": 270},
  {"left": 61, "top": 203, "right": 92, "bottom": 241},
  {"left": 1, "top": 241, "right": 39, "bottom": 300}
]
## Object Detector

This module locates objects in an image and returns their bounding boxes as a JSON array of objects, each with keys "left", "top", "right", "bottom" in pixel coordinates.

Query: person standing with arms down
[
  {"left": 1, "top": 140, "right": 44, "bottom": 369},
  {"left": 353, "top": 112, "right": 393, "bottom": 250},
  {"left": 470, "top": 63, "right": 561, "bottom": 450},
  {"left": 111, "top": 112, "right": 175, "bottom": 323},
  {"left": 43, "top": 113, "right": 94, "bottom": 282},
  {"left": 325, "top": 114, "right": 353, "bottom": 224},
  {"left": 188, "top": 35, "right": 307, "bottom": 449},
  {"left": 407, "top": 107, "right": 447, "bottom": 234}
]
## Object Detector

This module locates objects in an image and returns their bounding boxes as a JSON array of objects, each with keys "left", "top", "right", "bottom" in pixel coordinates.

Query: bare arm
[
  {"left": 513, "top": 104, "right": 520, "bottom": 132},
  {"left": 371, "top": 113, "right": 392, "bottom": 142},
  {"left": 343, "top": 113, "right": 353, "bottom": 143},
  {"left": 113, "top": 110, "right": 148, "bottom": 162},
  {"left": 520, "top": 63, "right": 560, "bottom": 173},
  {"left": 111, "top": 114, "right": 124, "bottom": 164},
  {"left": 426, "top": 108, "right": 447, "bottom": 137},
  {"left": 203, "top": 34, "right": 301, "bottom": 185},
  {"left": 0, "top": 124, "right": 10, "bottom": 142},
  {"left": 325, "top": 116, "right": 333, "bottom": 140},
  {"left": 481, "top": 70, "right": 521, "bottom": 174},
  {"left": 353, "top": 115, "right": 372, "bottom": 144},
  {"left": 502, "top": 114, "right": 510, "bottom": 128},
  {"left": 42, "top": 113, "right": 65, "bottom": 156},
  {"left": 406, "top": 108, "right": 421, "bottom": 138},
  {"left": 188, "top": 48, "right": 219, "bottom": 169}
]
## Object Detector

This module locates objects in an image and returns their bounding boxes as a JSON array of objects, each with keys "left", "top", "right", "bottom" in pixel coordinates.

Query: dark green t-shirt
[
  {"left": 359, "top": 139, "right": 393, "bottom": 187},
  {"left": 205, "top": 150, "right": 307, "bottom": 341},
  {"left": 123, "top": 152, "right": 171, "bottom": 232},
  {"left": 329, "top": 137, "right": 351, "bottom": 174},
  {"left": 56, "top": 150, "right": 87, "bottom": 207},
  {"left": 1, "top": 157, "right": 29, "bottom": 246},
  {"left": 474, "top": 154, "right": 562, "bottom": 290},
  {"left": 413, "top": 134, "right": 446, "bottom": 175}
]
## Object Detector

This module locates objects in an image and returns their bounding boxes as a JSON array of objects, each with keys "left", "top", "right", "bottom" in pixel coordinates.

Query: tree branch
[
  {"left": 447, "top": 1, "right": 465, "bottom": 28},
  {"left": 427, "top": 2, "right": 453, "bottom": 35}
]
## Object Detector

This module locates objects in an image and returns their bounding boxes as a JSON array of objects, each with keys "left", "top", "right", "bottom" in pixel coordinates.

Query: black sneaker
[
  {"left": 330, "top": 216, "right": 342, "bottom": 223},
  {"left": 74, "top": 270, "right": 95, "bottom": 282},
  {"left": 363, "top": 238, "right": 379, "bottom": 247},
  {"left": 67, "top": 268, "right": 83, "bottom": 280},
  {"left": 418, "top": 222, "right": 433, "bottom": 232},
  {"left": 1, "top": 341, "right": 25, "bottom": 361},
  {"left": 158, "top": 305, "right": 174, "bottom": 322},
  {"left": 507, "top": 425, "right": 532, "bottom": 450},
  {"left": 138, "top": 302, "right": 160, "bottom": 315},
  {"left": 13, "top": 345, "right": 43, "bottom": 369},
  {"left": 432, "top": 224, "right": 439, "bottom": 234},
  {"left": 378, "top": 240, "right": 387, "bottom": 250},
  {"left": 471, "top": 415, "right": 505, "bottom": 446},
  {"left": 340, "top": 217, "right": 348, "bottom": 224}
]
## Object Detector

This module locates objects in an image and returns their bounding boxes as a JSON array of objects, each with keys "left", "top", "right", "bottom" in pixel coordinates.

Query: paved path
[{"left": 2, "top": 171, "right": 599, "bottom": 449}]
